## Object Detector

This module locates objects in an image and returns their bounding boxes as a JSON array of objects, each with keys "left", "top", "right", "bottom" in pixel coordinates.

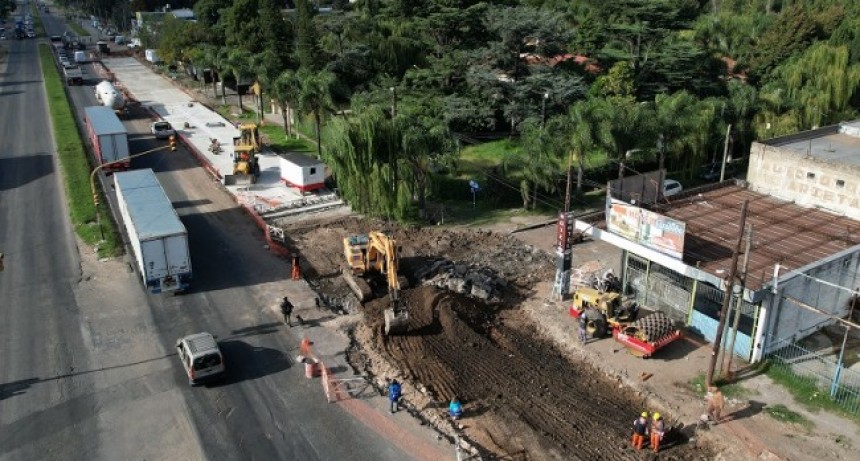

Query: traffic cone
[{"left": 291, "top": 255, "right": 302, "bottom": 280}]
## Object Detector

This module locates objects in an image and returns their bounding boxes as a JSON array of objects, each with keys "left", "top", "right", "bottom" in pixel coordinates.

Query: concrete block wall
[{"left": 747, "top": 141, "right": 860, "bottom": 220}]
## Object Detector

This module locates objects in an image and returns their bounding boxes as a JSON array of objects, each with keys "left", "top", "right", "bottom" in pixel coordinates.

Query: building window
[
  {"left": 836, "top": 179, "right": 845, "bottom": 187},
  {"left": 807, "top": 172, "right": 815, "bottom": 180},
  {"left": 310, "top": 167, "right": 317, "bottom": 175}
]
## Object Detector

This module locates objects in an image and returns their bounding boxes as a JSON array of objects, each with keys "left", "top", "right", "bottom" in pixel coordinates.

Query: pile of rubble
[{"left": 414, "top": 259, "right": 507, "bottom": 301}]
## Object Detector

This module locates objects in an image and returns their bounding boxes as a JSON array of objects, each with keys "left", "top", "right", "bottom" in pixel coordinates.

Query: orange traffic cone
[{"left": 291, "top": 255, "right": 302, "bottom": 280}]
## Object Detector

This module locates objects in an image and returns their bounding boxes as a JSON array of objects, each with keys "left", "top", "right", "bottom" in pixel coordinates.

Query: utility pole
[
  {"left": 723, "top": 223, "right": 752, "bottom": 379},
  {"left": 720, "top": 124, "right": 732, "bottom": 182},
  {"left": 706, "top": 200, "right": 748, "bottom": 386},
  {"left": 540, "top": 91, "right": 549, "bottom": 130}
]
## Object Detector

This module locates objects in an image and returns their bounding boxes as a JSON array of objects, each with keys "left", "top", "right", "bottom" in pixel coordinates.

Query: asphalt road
[
  {"left": 0, "top": 7, "right": 418, "bottom": 461},
  {"left": 0, "top": 7, "right": 100, "bottom": 461}
]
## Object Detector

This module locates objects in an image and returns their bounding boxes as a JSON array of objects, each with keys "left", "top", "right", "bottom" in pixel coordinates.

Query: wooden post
[{"left": 706, "top": 200, "right": 748, "bottom": 386}]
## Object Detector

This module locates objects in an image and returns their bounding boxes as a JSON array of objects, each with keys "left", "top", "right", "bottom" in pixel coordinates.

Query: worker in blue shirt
[
  {"left": 388, "top": 379, "right": 402, "bottom": 413},
  {"left": 449, "top": 397, "right": 463, "bottom": 420}
]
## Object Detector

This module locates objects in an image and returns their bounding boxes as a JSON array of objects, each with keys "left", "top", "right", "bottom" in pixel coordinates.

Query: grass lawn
[
  {"left": 764, "top": 361, "right": 860, "bottom": 425},
  {"left": 765, "top": 404, "right": 814, "bottom": 430},
  {"left": 259, "top": 124, "right": 316, "bottom": 154},
  {"left": 68, "top": 22, "right": 90, "bottom": 37},
  {"left": 457, "top": 138, "right": 520, "bottom": 175},
  {"left": 689, "top": 373, "right": 756, "bottom": 400},
  {"left": 39, "top": 44, "right": 121, "bottom": 257}
]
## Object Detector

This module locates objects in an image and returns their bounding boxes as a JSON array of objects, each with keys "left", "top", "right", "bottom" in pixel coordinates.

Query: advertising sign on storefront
[{"left": 607, "top": 200, "right": 686, "bottom": 259}]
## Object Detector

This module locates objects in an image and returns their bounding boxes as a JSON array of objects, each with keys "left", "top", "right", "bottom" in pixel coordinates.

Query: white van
[
  {"left": 74, "top": 50, "right": 87, "bottom": 64},
  {"left": 176, "top": 332, "right": 226, "bottom": 385}
]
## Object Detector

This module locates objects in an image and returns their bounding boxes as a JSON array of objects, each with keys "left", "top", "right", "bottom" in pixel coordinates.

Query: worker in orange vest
[
  {"left": 651, "top": 412, "right": 665, "bottom": 453},
  {"left": 631, "top": 412, "right": 648, "bottom": 450}
]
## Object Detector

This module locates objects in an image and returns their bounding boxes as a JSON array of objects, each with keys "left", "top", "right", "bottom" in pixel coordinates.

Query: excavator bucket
[
  {"left": 384, "top": 308, "right": 409, "bottom": 335},
  {"left": 224, "top": 174, "right": 255, "bottom": 186}
]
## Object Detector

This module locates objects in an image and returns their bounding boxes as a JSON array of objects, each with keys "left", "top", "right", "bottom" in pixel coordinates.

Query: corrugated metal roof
[
  {"left": 115, "top": 169, "right": 186, "bottom": 240},
  {"left": 84, "top": 106, "right": 126, "bottom": 135},
  {"left": 587, "top": 182, "right": 860, "bottom": 290},
  {"left": 663, "top": 183, "right": 860, "bottom": 290}
]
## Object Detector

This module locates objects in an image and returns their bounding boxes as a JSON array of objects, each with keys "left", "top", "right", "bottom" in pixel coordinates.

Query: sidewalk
[{"left": 277, "top": 278, "right": 455, "bottom": 461}]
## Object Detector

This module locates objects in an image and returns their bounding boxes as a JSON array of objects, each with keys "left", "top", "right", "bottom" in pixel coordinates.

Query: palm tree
[
  {"left": 598, "top": 96, "right": 649, "bottom": 179},
  {"left": 400, "top": 119, "right": 453, "bottom": 219},
  {"left": 270, "top": 69, "right": 301, "bottom": 137},
  {"left": 226, "top": 50, "right": 252, "bottom": 112},
  {"left": 188, "top": 46, "right": 212, "bottom": 95},
  {"left": 651, "top": 91, "right": 699, "bottom": 172},
  {"left": 204, "top": 46, "right": 230, "bottom": 105},
  {"left": 563, "top": 99, "right": 608, "bottom": 194},
  {"left": 298, "top": 69, "right": 337, "bottom": 159},
  {"left": 504, "top": 117, "right": 558, "bottom": 210}
]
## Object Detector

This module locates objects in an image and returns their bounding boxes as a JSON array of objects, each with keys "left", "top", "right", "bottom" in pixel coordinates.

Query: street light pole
[
  {"left": 90, "top": 144, "right": 173, "bottom": 241},
  {"left": 540, "top": 91, "right": 549, "bottom": 130}
]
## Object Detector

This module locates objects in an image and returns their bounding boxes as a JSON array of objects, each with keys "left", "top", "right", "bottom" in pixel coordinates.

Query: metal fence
[{"left": 764, "top": 335, "right": 860, "bottom": 415}]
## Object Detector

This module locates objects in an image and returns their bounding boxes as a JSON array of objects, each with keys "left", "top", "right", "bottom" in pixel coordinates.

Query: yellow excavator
[
  {"left": 343, "top": 231, "right": 409, "bottom": 335},
  {"left": 224, "top": 123, "right": 261, "bottom": 186}
]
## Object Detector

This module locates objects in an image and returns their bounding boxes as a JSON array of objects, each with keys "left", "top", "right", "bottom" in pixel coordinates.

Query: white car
[
  {"left": 663, "top": 179, "right": 683, "bottom": 198},
  {"left": 176, "top": 333, "right": 225, "bottom": 386},
  {"left": 150, "top": 121, "right": 175, "bottom": 139}
]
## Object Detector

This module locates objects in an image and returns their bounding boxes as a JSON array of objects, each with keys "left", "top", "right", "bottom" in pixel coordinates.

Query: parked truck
[
  {"left": 63, "top": 66, "right": 84, "bottom": 85},
  {"left": 114, "top": 169, "right": 192, "bottom": 293},
  {"left": 84, "top": 106, "right": 130, "bottom": 172}
]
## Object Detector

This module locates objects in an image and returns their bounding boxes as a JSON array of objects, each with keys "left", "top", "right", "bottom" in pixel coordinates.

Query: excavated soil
[{"left": 278, "top": 216, "right": 714, "bottom": 460}]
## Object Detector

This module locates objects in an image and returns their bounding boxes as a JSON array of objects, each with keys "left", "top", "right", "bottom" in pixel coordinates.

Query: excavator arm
[{"left": 367, "top": 231, "right": 409, "bottom": 334}]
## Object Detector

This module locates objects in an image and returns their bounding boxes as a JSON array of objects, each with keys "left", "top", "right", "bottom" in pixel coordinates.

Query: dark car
[{"left": 699, "top": 162, "right": 737, "bottom": 182}]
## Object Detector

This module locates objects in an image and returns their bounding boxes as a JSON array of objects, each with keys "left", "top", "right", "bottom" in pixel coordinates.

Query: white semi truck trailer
[{"left": 114, "top": 169, "right": 192, "bottom": 293}]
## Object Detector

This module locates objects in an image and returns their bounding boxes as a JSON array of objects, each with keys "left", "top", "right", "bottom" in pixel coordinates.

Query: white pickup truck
[{"left": 150, "top": 121, "right": 175, "bottom": 139}]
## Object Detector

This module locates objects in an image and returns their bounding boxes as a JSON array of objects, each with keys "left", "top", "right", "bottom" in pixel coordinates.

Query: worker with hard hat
[
  {"left": 631, "top": 411, "right": 649, "bottom": 450},
  {"left": 651, "top": 412, "right": 665, "bottom": 453}
]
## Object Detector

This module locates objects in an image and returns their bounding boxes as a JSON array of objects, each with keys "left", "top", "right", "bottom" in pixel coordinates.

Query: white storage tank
[
  {"left": 145, "top": 49, "right": 162, "bottom": 63},
  {"left": 279, "top": 153, "right": 326, "bottom": 193},
  {"left": 94, "top": 80, "right": 125, "bottom": 112}
]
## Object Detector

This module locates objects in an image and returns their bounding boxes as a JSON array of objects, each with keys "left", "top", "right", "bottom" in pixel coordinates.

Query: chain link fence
[{"left": 765, "top": 334, "right": 860, "bottom": 415}]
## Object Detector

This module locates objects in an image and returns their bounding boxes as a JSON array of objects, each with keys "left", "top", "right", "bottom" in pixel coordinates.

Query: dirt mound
[{"left": 281, "top": 216, "right": 713, "bottom": 460}]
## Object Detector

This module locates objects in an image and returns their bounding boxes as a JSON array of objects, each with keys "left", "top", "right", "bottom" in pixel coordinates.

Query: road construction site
[
  {"left": 276, "top": 216, "right": 714, "bottom": 461},
  {"left": 95, "top": 53, "right": 859, "bottom": 461}
]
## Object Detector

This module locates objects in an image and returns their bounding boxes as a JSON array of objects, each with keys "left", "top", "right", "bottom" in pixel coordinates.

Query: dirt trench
[{"left": 280, "top": 216, "right": 713, "bottom": 460}]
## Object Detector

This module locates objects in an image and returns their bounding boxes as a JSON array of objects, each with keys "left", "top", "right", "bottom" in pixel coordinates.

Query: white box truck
[
  {"left": 114, "top": 169, "right": 192, "bottom": 293},
  {"left": 279, "top": 153, "right": 326, "bottom": 193},
  {"left": 84, "top": 106, "right": 130, "bottom": 172}
]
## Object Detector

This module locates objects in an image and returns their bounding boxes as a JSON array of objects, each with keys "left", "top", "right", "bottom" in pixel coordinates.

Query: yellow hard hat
[
  {"left": 641, "top": 412, "right": 648, "bottom": 418},
  {"left": 653, "top": 412, "right": 661, "bottom": 420}
]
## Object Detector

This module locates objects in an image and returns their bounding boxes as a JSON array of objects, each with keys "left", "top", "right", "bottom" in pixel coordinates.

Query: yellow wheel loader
[
  {"left": 343, "top": 231, "right": 410, "bottom": 335},
  {"left": 224, "top": 124, "right": 262, "bottom": 186}
]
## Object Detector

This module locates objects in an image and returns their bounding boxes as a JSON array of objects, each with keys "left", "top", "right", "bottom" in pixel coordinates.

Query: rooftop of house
[{"left": 762, "top": 120, "right": 860, "bottom": 167}]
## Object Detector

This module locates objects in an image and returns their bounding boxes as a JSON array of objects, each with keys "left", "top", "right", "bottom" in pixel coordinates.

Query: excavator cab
[
  {"left": 342, "top": 232, "right": 409, "bottom": 335},
  {"left": 224, "top": 124, "right": 262, "bottom": 186}
]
